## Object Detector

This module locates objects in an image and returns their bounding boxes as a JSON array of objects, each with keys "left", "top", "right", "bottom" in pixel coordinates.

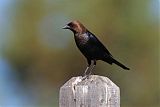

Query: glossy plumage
[{"left": 63, "top": 20, "right": 129, "bottom": 77}]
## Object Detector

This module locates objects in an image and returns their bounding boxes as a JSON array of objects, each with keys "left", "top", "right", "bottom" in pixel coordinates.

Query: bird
[{"left": 63, "top": 20, "right": 130, "bottom": 78}]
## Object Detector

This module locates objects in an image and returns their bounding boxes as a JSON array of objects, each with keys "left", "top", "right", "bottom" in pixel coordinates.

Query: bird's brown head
[{"left": 63, "top": 20, "right": 86, "bottom": 34}]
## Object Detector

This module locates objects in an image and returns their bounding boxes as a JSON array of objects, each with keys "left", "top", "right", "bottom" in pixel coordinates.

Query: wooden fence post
[{"left": 59, "top": 75, "right": 120, "bottom": 107}]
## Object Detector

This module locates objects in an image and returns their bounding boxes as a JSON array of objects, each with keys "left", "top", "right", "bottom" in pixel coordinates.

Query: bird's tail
[{"left": 112, "top": 58, "right": 130, "bottom": 70}]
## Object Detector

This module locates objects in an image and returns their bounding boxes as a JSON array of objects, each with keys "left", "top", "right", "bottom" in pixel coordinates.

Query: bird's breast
[{"left": 74, "top": 33, "right": 89, "bottom": 45}]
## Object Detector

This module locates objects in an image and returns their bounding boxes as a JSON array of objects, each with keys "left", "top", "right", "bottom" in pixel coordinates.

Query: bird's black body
[
  {"left": 74, "top": 31, "right": 110, "bottom": 63},
  {"left": 74, "top": 30, "right": 129, "bottom": 70},
  {"left": 63, "top": 20, "right": 129, "bottom": 77}
]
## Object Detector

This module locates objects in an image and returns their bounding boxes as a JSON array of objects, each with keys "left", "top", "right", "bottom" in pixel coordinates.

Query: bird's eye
[{"left": 68, "top": 23, "right": 74, "bottom": 27}]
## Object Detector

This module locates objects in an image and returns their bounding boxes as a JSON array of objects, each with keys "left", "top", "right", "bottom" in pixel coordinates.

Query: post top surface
[{"left": 61, "top": 75, "right": 119, "bottom": 89}]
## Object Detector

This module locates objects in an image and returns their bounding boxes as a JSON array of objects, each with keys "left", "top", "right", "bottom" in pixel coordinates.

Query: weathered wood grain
[{"left": 59, "top": 75, "right": 120, "bottom": 107}]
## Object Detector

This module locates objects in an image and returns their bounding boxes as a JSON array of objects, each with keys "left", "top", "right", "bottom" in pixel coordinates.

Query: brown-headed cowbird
[{"left": 63, "top": 20, "right": 129, "bottom": 78}]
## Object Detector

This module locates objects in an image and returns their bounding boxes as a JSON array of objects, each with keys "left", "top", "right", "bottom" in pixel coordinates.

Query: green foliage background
[{"left": 0, "top": 0, "right": 159, "bottom": 107}]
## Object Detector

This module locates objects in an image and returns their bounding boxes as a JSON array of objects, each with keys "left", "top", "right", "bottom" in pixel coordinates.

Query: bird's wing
[{"left": 87, "top": 31, "right": 112, "bottom": 56}]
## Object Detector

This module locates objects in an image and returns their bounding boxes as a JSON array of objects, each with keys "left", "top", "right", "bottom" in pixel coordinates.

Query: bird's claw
[
  {"left": 82, "top": 71, "right": 92, "bottom": 80},
  {"left": 82, "top": 74, "right": 90, "bottom": 80}
]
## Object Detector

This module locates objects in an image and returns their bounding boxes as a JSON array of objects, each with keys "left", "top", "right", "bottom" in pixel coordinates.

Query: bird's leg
[
  {"left": 83, "top": 60, "right": 96, "bottom": 80},
  {"left": 83, "top": 59, "right": 91, "bottom": 77},
  {"left": 82, "top": 59, "right": 91, "bottom": 80},
  {"left": 83, "top": 66, "right": 90, "bottom": 77},
  {"left": 82, "top": 66, "right": 92, "bottom": 80},
  {"left": 88, "top": 60, "right": 96, "bottom": 76}
]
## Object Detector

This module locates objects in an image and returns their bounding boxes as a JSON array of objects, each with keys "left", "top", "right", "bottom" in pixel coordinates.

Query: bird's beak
[{"left": 62, "top": 25, "right": 70, "bottom": 29}]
